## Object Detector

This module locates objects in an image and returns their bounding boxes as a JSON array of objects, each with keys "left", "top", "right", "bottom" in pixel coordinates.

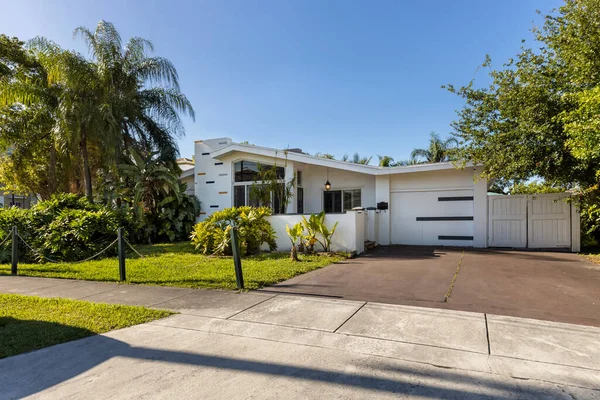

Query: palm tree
[
  {"left": 74, "top": 21, "right": 195, "bottom": 183},
  {"left": 410, "top": 132, "right": 458, "bottom": 163},
  {"left": 342, "top": 153, "right": 372, "bottom": 165},
  {"left": 315, "top": 152, "right": 335, "bottom": 160},
  {"left": 395, "top": 156, "right": 422, "bottom": 166},
  {"left": 377, "top": 155, "right": 396, "bottom": 167}
]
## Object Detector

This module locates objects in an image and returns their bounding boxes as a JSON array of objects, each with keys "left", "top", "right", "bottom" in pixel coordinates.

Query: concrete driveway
[{"left": 261, "top": 246, "right": 600, "bottom": 327}]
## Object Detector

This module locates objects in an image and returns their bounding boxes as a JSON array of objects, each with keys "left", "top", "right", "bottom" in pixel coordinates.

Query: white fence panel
[
  {"left": 488, "top": 195, "right": 527, "bottom": 247},
  {"left": 528, "top": 194, "right": 571, "bottom": 248}
]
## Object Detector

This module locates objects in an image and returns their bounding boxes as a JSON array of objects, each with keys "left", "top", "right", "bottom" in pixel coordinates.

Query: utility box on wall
[{"left": 377, "top": 201, "right": 388, "bottom": 211}]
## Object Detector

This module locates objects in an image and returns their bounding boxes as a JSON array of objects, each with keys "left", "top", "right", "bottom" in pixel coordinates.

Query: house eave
[{"left": 210, "top": 143, "right": 476, "bottom": 175}]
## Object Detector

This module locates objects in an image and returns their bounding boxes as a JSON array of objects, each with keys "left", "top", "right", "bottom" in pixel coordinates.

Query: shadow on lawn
[
  {"left": 0, "top": 317, "right": 96, "bottom": 359},
  {"left": 0, "top": 332, "right": 584, "bottom": 399}
]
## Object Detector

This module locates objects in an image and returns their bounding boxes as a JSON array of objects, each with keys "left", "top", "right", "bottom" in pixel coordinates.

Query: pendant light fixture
[{"left": 325, "top": 168, "right": 331, "bottom": 191}]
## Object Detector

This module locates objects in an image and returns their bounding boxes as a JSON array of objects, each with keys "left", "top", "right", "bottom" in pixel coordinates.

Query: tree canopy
[{"left": 0, "top": 21, "right": 194, "bottom": 201}]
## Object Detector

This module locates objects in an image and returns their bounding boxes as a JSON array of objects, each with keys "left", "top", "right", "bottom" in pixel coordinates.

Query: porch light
[{"left": 325, "top": 168, "right": 331, "bottom": 191}]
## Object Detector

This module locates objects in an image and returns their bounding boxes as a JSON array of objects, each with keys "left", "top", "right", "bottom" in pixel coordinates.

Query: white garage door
[{"left": 391, "top": 190, "right": 474, "bottom": 246}]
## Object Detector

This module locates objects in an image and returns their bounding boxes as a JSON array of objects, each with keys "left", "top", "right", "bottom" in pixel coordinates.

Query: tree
[
  {"left": 446, "top": 0, "right": 600, "bottom": 240},
  {"left": 315, "top": 152, "right": 335, "bottom": 160},
  {"left": 410, "top": 132, "right": 458, "bottom": 163},
  {"left": 377, "top": 155, "right": 396, "bottom": 167},
  {"left": 342, "top": 152, "right": 372, "bottom": 165},
  {"left": 0, "top": 22, "right": 194, "bottom": 201},
  {"left": 395, "top": 156, "right": 421, "bottom": 166}
]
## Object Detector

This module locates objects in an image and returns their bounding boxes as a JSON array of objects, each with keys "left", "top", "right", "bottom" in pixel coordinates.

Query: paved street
[{"left": 1, "top": 276, "right": 599, "bottom": 399}]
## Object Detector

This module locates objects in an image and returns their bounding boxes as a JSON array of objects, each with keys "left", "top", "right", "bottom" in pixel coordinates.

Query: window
[
  {"left": 297, "top": 187, "right": 304, "bottom": 214},
  {"left": 324, "top": 189, "right": 361, "bottom": 213},
  {"left": 234, "top": 161, "right": 284, "bottom": 182},
  {"left": 297, "top": 170, "right": 303, "bottom": 186},
  {"left": 234, "top": 186, "right": 246, "bottom": 207},
  {"left": 233, "top": 160, "right": 287, "bottom": 213}
]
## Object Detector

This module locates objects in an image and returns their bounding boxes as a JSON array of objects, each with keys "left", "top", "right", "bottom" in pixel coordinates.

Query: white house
[{"left": 191, "top": 138, "right": 580, "bottom": 253}]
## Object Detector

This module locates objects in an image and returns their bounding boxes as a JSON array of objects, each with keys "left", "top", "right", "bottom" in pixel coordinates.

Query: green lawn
[
  {"left": 0, "top": 243, "right": 346, "bottom": 290},
  {"left": 0, "top": 294, "right": 173, "bottom": 358}
]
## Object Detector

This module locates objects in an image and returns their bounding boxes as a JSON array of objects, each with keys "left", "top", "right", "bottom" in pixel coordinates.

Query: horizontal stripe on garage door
[{"left": 391, "top": 189, "right": 474, "bottom": 246}]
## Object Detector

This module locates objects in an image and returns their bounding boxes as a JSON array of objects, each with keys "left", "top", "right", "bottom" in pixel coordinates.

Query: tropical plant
[
  {"left": 190, "top": 207, "right": 276, "bottom": 256},
  {"left": 395, "top": 156, "right": 421, "bottom": 166},
  {"left": 0, "top": 193, "right": 131, "bottom": 262},
  {"left": 301, "top": 211, "right": 339, "bottom": 252},
  {"left": 315, "top": 152, "right": 336, "bottom": 160},
  {"left": 410, "top": 132, "right": 458, "bottom": 163},
  {"left": 342, "top": 153, "right": 372, "bottom": 165},
  {"left": 377, "top": 155, "right": 396, "bottom": 167},
  {"left": 285, "top": 222, "right": 304, "bottom": 261},
  {"left": 0, "top": 21, "right": 194, "bottom": 201}
]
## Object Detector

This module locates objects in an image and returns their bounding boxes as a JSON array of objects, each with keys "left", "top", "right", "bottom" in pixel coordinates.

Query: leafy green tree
[
  {"left": 410, "top": 132, "right": 458, "bottom": 163},
  {"left": 445, "top": 0, "right": 600, "bottom": 240}
]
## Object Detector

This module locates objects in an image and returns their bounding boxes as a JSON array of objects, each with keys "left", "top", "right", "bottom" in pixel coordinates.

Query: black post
[
  {"left": 230, "top": 227, "right": 244, "bottom": 290},
  {"left": 11, "top": 226, "right": 18, "bottom": 275},
  {"left": 118, "top": 228, "right": 126, "bottom": 281}
]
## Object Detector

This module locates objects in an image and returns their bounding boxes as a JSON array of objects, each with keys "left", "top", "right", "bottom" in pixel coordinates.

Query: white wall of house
[
  {"left": 266, "top": 211, "right": 365, "bottom": 253},
  {"left": 300, "top": 164, "right": 376, "bottom": 214},
  {"left": 194, "top": 138, "right": 233, "bottom": 218}
]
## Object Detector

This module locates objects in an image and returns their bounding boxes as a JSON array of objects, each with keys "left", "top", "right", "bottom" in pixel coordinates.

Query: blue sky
[{"left": 1, "top": 0, "right": 562, "bottom": 161}]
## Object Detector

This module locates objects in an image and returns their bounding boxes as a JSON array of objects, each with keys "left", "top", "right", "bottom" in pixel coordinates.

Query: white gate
[
  {"left": 488, "top": 195, "right": 527, "bottom": 247},
  {"left": 528, "top": 194, "right": 571, "bottom": 248},
  {"left": 488, "top": 194, "right": 572, "bottom": 249}
]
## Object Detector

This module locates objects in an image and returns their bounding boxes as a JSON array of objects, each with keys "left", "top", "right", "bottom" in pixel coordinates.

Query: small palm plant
[
  {"left": 301, "top": 211, "right": 339, "bottom": 253},
  {"left": 286, "top": 222, "right": 304, "bottom": 261}
]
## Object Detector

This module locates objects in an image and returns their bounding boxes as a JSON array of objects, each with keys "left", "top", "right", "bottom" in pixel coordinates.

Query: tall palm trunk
[{"left": 80, "top": 128, "right": 93, "bottom": 201}]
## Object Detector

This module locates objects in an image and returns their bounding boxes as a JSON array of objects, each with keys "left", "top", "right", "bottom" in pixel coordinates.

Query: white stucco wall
[
  {"left": 195, "top": 138, "right": 233, "bottom": 219},
  {"left": 266, "top": 211, "right": 365, "bottom": 253},
  {"left": 300, "top": 164, "right": 376, "bottom": 213}
]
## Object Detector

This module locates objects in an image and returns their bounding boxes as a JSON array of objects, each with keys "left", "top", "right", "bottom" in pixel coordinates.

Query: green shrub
[
  {"left": 191, "top": 207, "right": 276, "bottom": 256},
  {"left": 0, "top": 194, "right": 127, "bottom": 262}
]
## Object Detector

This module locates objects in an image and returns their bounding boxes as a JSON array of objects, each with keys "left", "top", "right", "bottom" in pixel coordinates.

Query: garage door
[{"left": 391, "top": 190, "right": 474, "bottom": 246}]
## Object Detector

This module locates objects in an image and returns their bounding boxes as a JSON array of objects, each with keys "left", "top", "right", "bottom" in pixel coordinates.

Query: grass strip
[
  {"left": 0, "top": 294, "right": 173, "bottom": 359},
  {"left": 444, "top": 252, "right": 464, "bottom": 303},
  {"left": 0, "top": 242, "right": 346, "bottom": 290}
]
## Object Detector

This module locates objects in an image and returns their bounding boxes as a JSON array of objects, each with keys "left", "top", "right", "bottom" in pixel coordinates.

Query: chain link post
[
  {"left": 118, "top": 228, "right": 126, "bottom": 281},
  {"left": 230, "top": 227, "right": 244, "bottom": 290},
  {"left": 11, "top": 226, "right": 18, "bottom": 275}
]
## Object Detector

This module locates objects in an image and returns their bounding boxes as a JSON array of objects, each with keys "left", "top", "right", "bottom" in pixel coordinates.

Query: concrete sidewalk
[{"left": 1, "top": 276, "right": 599, "bottom": 399}]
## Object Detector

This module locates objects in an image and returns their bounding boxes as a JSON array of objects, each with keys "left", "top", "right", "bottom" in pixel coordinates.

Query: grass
[
  {"left": 0, "top": 243, "right": 347, "bottom": 290},
  {"left": 0, "top": 294, "right": 173, "bottom": 358}
]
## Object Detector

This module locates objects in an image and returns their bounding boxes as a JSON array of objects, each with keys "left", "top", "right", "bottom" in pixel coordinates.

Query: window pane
[
  {"left": 297, "top": 171, "right": 302, "bottom": 186},
  {"left": 351, "top": 189, "right": 361, "bottom": 208},
  {"left": 297, "top": 187, "right": 304, "bottom": 214},
  {"left": 343, "top": 191, "right": 352, "bottom": 211},
  {"left": 234, "top": 161, "right": 261, "bottom": 182},
  {"left": 276, "top": 166, "right": 285, "bottom": 180},
  {"left": 234, "top": 186, "right": 246, "bottom": 207},
  {"left": 324, "top": 190, "right": 341, "bottom": 213}
]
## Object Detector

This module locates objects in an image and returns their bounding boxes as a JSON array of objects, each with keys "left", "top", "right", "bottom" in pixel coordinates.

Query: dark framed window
[
  {"left": 234, "top": 161, "right": 284, "bottom": 182},
  {"left": 297, "top": 187, "right": 304, "bottom": 214},
  {"left": 297, "top": 170, "right": 303, "bottom": 186},
  {"left": 324, "top": 189, "right": 361, "bottom": 213},
  {"left": 324, "top": 190, "right": 342, "bottom": 213},
  {"left": 234, "top": 186, "right": 246, "bottom": 207}
]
